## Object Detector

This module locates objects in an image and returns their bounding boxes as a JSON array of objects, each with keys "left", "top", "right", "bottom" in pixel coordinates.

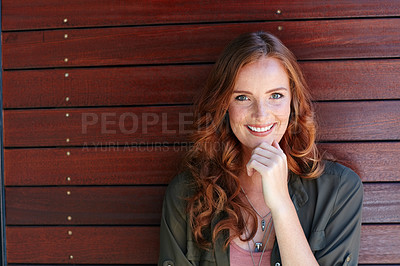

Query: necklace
[
  {"left": 241, "top": 187, "right": 271, "bottom": 232},
  {"left": 241, "top": 187, "right": 274, "bottom": 254},
  {"left": 247, "top": 221, "right": 274, "bottom": 266}
]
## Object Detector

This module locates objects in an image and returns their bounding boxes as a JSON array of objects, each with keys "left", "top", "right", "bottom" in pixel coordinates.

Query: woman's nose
[{"left": 252, "top": 101, "right": 269, "bottom": 119}]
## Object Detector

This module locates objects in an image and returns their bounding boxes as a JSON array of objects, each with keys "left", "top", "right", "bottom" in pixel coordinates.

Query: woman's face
[{"left": 228, "top": 56, "right": 291, "bottom": 152}]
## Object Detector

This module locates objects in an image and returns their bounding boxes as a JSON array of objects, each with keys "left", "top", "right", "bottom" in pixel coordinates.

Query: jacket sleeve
[
  {"left": 315, "top": 166, "right": 364, "bottom": 266},
  {"left": 158, "top": 174, "right": 194, "bottom": 266}
]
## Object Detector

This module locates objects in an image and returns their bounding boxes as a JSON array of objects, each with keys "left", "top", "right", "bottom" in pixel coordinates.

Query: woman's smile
[{"left": 246, "top": 123, "right": 276, "bottom": 135}]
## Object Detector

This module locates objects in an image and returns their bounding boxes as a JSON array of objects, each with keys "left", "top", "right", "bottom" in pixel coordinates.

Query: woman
[{"left": 159, "top": 32, "right": 363, "bottom": 266}]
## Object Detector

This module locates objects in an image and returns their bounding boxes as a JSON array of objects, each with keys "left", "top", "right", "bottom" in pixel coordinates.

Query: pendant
[
  {"left": 261, "top": 219, "right": 265, "bottom": 231},
  {"left": 255, "top": 242, "right": 263, "bottom": 252}
]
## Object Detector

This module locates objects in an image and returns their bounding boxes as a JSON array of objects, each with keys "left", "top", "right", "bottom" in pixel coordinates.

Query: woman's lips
[{"left": 246, "top": 123, "right": 276, "bottom": 136}]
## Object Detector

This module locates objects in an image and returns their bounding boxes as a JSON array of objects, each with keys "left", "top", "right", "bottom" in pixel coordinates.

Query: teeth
[{"left": 248, "top": 124, "right": 274, "bottom": 132}]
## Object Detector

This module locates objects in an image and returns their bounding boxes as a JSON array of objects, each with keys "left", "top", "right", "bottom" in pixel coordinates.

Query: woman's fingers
[{"left": 247, "top": 148, "right": 285, "bottom": 177}]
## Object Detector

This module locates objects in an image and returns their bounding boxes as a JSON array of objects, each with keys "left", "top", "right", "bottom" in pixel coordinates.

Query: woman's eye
[
  {"left": 271, "top": 93, "right": 283, "bottom": 99},
  {"left": 235, "top": 95, "right": 249, "bottom": 101}
]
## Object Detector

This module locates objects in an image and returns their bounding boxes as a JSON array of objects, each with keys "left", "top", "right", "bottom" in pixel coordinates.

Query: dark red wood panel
[
  {"left": 4, "top": 101, "right": 399, "bottom": 147},
  {"left": 4, "top": 142, "right": 399, "bottom": 186},
  {"left": 3, "top": 19, "right": 400, "bottom": 69},
  {"left": 3, "top": 106, "right": 193, "bottom": 147},
  {"left": 6, "top": 226, "right": 159, "bottom": 264},
  {"left": 362, "top": 183, "right": 400, "bottom": 224},
  {"left": 5, "top": 183, "right": 398, "bottom": 225},
  {"left": 316, "top": 101, "right": 400, "bottom": 142},
  {"left": 318, "top": 142, "right": 400, "bottom": 182},
  {"left": 6, "top": 186, "right": 166, "bottom": 225},
  {"left": 303, "top": 59, "right": 400, "bottom": 101},
  {"left": 359, "top": 225, "right": 400, "bottom": 264},
  {"left": 3, "top": 59, "right": 400, "bottom": 109},
  {"left": 3, "top": 0, "right": 399, "bottom": 31},
  {"left": 4, "top": 147, "right": 185, "bottom": 186},
  {"left": 2, "top": 65, "right": 209, "bottom": 108},
  {"left": 6, "top": 225, "right": 400, "bottom": 264}
]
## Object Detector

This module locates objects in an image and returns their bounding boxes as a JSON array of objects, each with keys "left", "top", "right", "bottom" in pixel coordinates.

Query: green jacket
[{"left": 159, "top": 161, "right": 363, "bottom": 266}]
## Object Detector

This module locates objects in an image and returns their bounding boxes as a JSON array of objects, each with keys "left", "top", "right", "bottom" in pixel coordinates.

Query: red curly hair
[{"left": 184, "top": 32, "right": 324, "bottom": 250}]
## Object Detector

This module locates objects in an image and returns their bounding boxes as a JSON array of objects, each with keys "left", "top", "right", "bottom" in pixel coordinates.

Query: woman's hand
[{"left": 246, "top": 140, "right": 291, "bottom": 211}]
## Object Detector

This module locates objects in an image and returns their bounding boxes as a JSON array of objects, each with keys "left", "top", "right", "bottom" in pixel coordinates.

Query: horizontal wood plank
[
  {"left": 3, "top": 106, "right": 193, "bottom": 147},
  {"left": 6, "top": 186, "right": 166, "bottom": 225},
  {"left": 6, "top": 226, "right": 160, "bottom": 264},
  {"left": 3, "top": 59, "right": 400, "bottom": 108},
  {"left": 2, "top": 65, "right": 209, "bottom": 108},
  {"left": 5, "top": 183, "right": 398, "bottom": 225},
  {"left": 6, "top": 225, "right": 400, "bottom": 263},
  {"left": 3, "top": 19, "right": 400, "bottom": 69},
  {"left": 4, "top": 101, "right": 399, "bottom": 147},
  {"left": 4, "top": 142, "right": 399, "bottom": 186},
  {"left": 362, "top": 183, "right": 400, "bottom": 224},
  {"left": 318, "top": 142, "right": 400, "bottom": 182},
  {"left": 316, "top": 101, "right": 400, "bottom": 142},
  {"left": 303, "top": 59, "right": 400, "bottom": 101},
  {"left": 4, "top": 147, "right": 185, "bottom": 186},
  {"left": 359, "top": 225, "right": 400, "bottom": 264},
  {"left": 3, "top": 0, "right": 399, "bottom": 31}
]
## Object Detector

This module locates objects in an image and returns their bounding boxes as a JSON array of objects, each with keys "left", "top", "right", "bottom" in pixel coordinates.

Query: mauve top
[{"left": 230, "top": 241, "right": 271, "bottom": 266}]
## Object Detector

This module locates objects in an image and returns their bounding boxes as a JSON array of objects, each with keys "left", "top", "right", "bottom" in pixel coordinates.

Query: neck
[{"left": 238, "top": 169, "right": 263, "bottom": 195}]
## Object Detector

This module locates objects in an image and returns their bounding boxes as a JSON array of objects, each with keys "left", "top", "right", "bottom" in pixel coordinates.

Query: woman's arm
[
  {"left": 158, "top": 174, "right": 193, "bottom": 266},
  {"left": 247, "top": 140, "right": 318, "bottom": 265}
]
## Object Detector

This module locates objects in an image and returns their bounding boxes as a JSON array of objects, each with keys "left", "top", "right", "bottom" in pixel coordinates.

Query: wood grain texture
[
  {"left": 5, "top": 186, "right": 166, "bottom": 225},
  {"left": 4, "top": 101, "right": 399, "bottom": 147},
  {"left": 3, "top": 0, "right": 399, "bottom": 30},
  {"left": 6, "top": 225, "right": 400, "bottom": 264},
  {"left": 6, "top": 226, "right": 160, "bottom": 264},
  {"left": 3, "top": 59, "right": 400, "bottom": 108},
  {"left": 316, "top": 101, "right": 400, "bottom": 142},
  {"left": 2, "top": 65, "right": 209, "bottom": 108},
  {"left": 362, "top": 183, "right": 400, "bottom": 223},
  {"left": 303, "top": 59, "right": 400, "bottom": 101},
  {"left": 318, "top": 142, "right": 400, "bottom": 182},
  {"left": 5, "top": 183, "right": 399, "bottom": 225},
  {"left": 4, "top": 147, "right": 185, "bottom": 186},
  {"left": 359, "top": 225, "right": 400, "bottom": 264},
  {"left": 3, "top": 19, "right": 400, "bottom": 69},
  {"left": 3, "top": 106, "right": 193, "bottom": 147},
  {"left": 4, "top": 142, "right": 399, "bottom": 186}
]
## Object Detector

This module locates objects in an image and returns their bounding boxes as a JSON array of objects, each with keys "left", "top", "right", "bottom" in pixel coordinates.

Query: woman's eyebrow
[{"left": 232, "top": 87, "right": 288, "bottom": 94}]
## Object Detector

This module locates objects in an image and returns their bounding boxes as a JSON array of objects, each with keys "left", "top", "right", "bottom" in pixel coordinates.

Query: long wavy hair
[{"left": 184, "top": 32, "right": 324, "bottom": 250}]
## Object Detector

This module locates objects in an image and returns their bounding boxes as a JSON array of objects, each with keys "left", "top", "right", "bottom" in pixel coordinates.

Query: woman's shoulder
[
  {"left": 319, "top": 160, "right": 362, "bottom": 188},
  {"left": 164, "top": 171, "right": 196, "bottom": 204}
]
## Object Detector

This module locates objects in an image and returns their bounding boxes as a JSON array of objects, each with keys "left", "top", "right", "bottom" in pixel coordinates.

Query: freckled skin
[{"left": 228, "top": 57, "right": 291, "bottom": 155}]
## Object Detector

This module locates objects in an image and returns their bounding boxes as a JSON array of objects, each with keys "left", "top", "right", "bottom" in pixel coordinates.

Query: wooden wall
[{"left": 1, "top": 0, "right": 399, "bottom": 265}]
